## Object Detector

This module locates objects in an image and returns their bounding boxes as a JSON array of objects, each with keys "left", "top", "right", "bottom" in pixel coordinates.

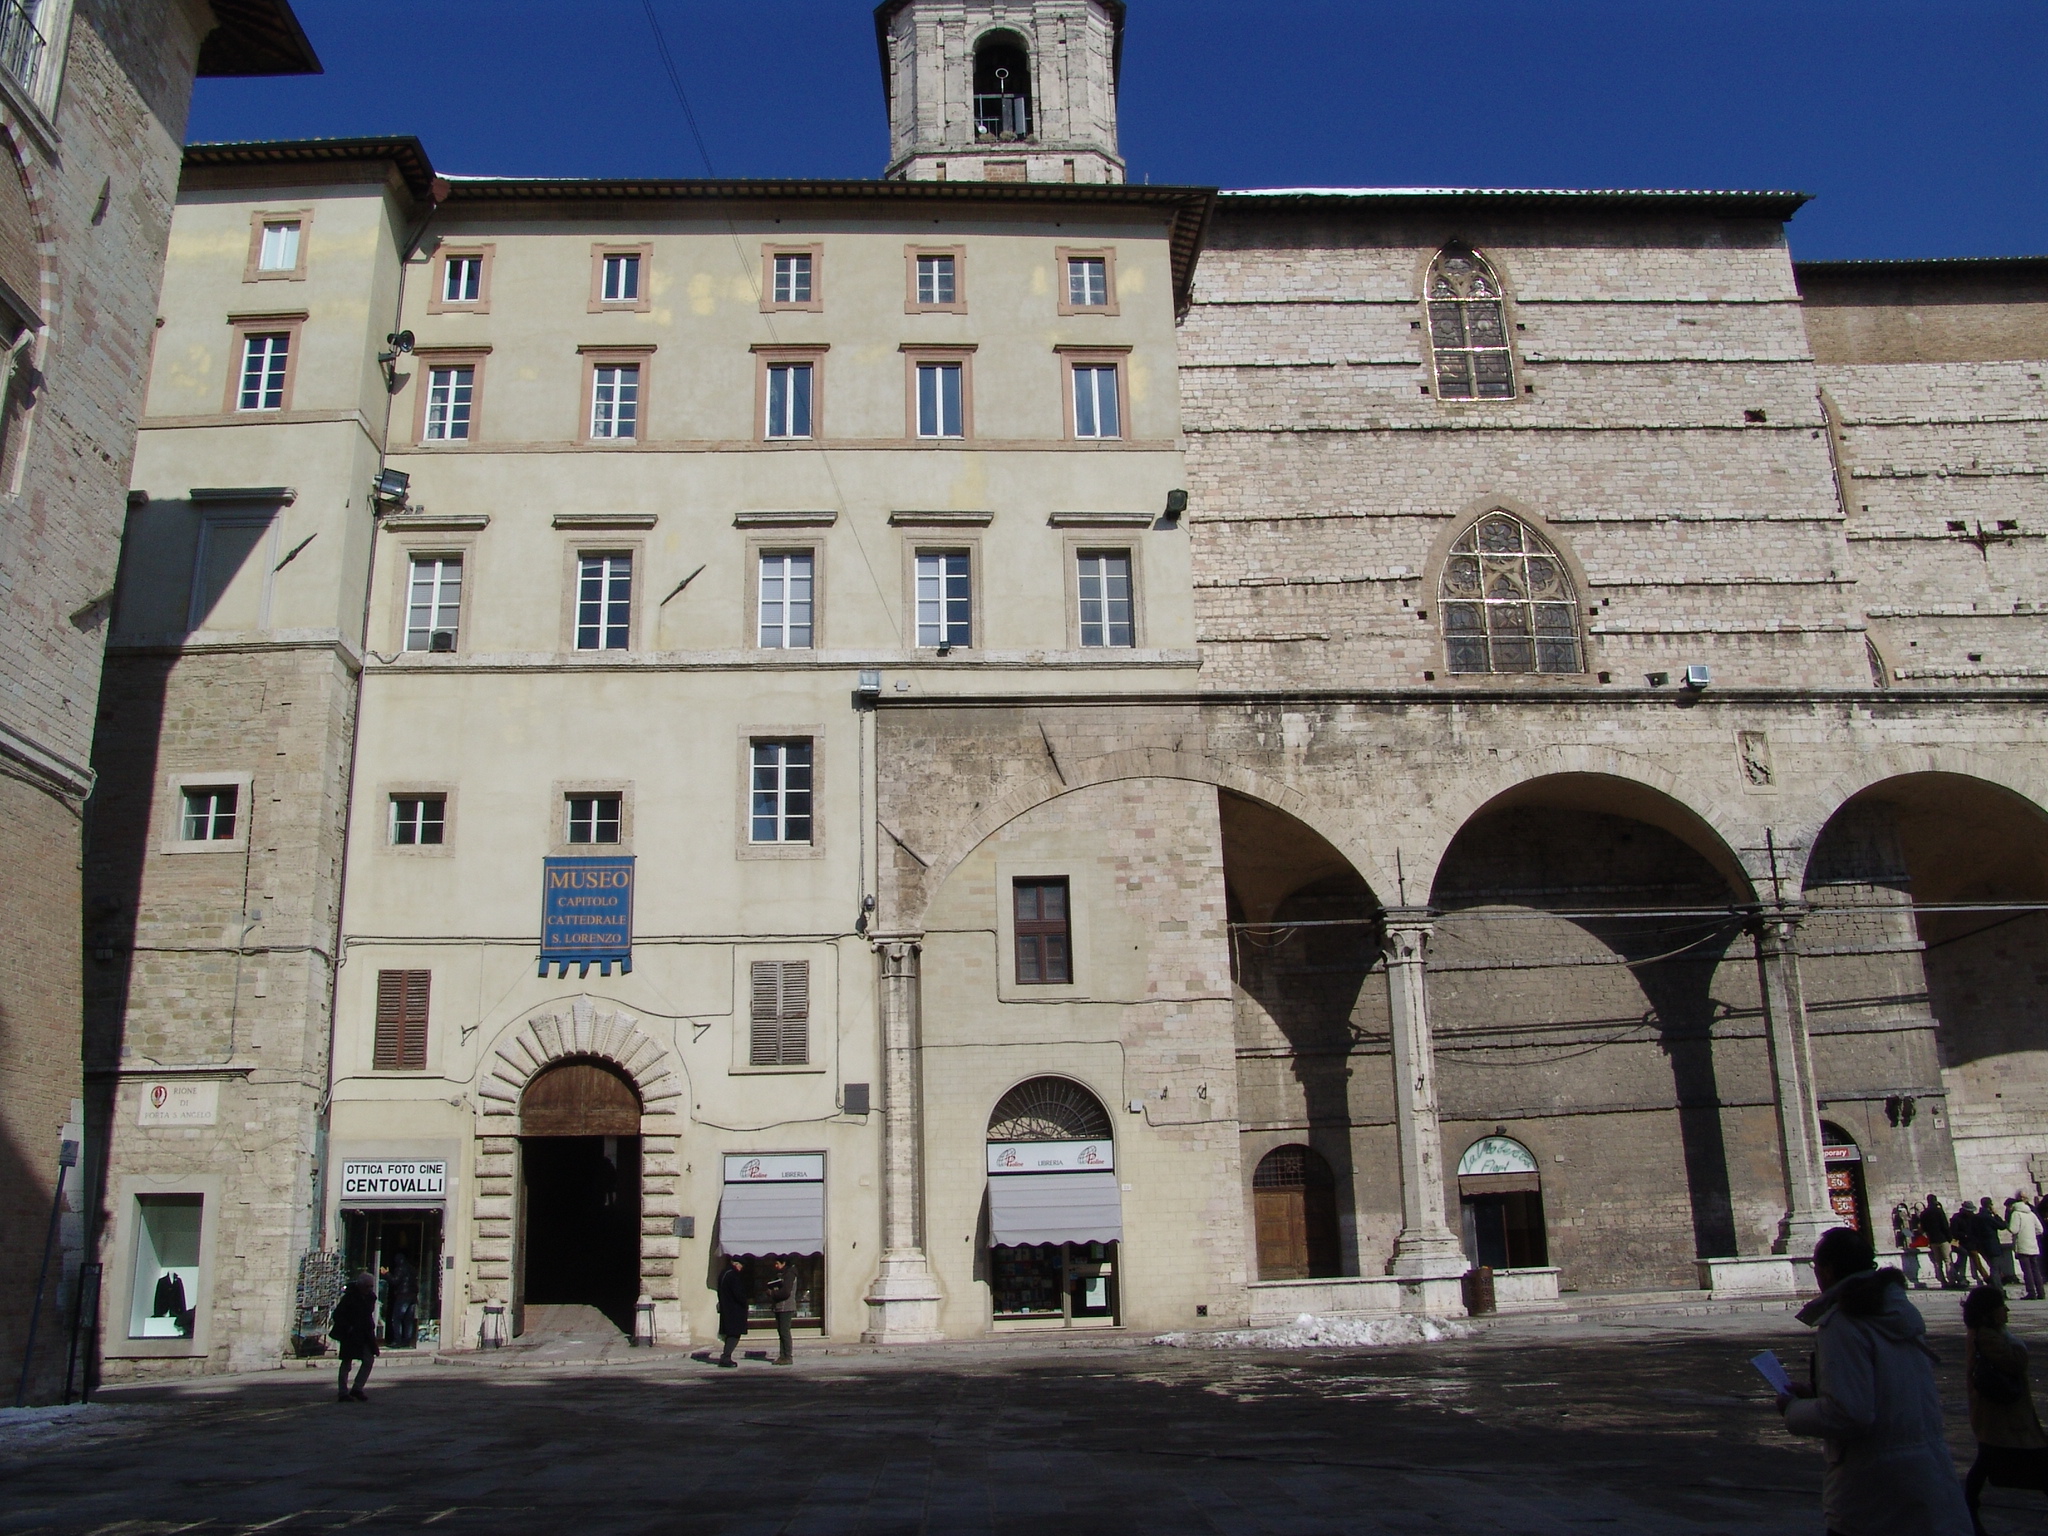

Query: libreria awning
[
  {"left": 719, "top": 1154, "right": 824, "bottom": 1256},
  {"left": 988, "top": 1171, "right": 1123, "bottom": 1247}
]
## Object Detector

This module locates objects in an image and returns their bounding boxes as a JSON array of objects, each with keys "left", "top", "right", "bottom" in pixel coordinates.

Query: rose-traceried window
[
  {"left": 1440, "top": 510, "right": 1583, "bottom": 674},
  {"left": 1427, "top": 246, "right": 1515, "bottom": 400}
]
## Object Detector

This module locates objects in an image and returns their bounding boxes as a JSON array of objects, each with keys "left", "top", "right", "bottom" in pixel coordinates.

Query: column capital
[
  {"left": 1745, "top": 903, "right": 1808, "bottom": 945},
  {"left": 872, "top": 933, "right": 925, "bottom": 968},
  {"left": 1380, "top": 907, "right": 1434, "bottom": 963}
]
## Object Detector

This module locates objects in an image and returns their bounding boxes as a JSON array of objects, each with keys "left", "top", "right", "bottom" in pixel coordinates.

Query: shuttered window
[
  {"left": 374, "top": 969, "right": 430, "bottom": 1070},
  {"left": 749, "top": 960, "right": 810, "bottom": 1067}
]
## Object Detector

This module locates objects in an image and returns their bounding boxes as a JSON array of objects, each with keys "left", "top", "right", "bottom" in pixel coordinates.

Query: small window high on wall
[
  {"left": 1426, "top": 246, "right": 1515, "bottom": 400},
  {"left": 1440, "top": 511, "right": 1584, "bottom": 675}
]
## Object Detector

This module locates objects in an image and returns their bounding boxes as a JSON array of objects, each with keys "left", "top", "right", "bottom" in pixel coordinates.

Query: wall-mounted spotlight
[
  {"left": 376, "top": 331, "right": 415, "bottom": 393},
  {"left": 1163, "top": 488, "right": 1188, "bottom": 527},
  {"left": 371, "top": 467, "right": 410, "bottom": 507},
  {"left": 1683, "top": 664, "right": 1712, "bottom": 691}
]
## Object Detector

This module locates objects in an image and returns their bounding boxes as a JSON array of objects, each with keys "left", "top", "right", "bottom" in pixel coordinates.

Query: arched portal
[
  {"left": 518, "top": 1057, "right": 642, "bottom": 1334},
  {"left": 1252, "top": 1145, "right": 1341, "bottom": 1279},
  {"left": 1456, "top": 1135, "right": 1548, "bottom": 1269},
  {"left": 985, "top": 1076, "right": 1119, "bottom": 1326},
  {"left": 1430, "top": 774, "right": 1756, "bottom": 1287},
  {"left": 973, "top": 30, "right": 1032, "bottom": 138},
  {"left": 1802, "top": 773, "right": 2048, "bottom": 1203}
]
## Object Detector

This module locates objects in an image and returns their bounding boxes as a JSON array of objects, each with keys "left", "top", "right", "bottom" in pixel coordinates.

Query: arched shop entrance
[
  {"left": 1458, "top": 1136, "right": 1549, "bottom": 1270},
  {"left": 1252, "top": 1145, "right": 1341, "bottom": 1279},
  {"left": 517, "top": 1058, "right": 642, "bottom": 1335},
  {"left": 1821, "top": 1122, "right": 1870, "bottom": 1235},
  {"left": 985, "top": 1077, "right": 1121, "bottom": 1328}
]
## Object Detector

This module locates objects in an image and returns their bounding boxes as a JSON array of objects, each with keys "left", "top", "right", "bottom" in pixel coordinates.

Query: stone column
[
  {"left": 1381, "top": 910, "right": 1467, "bottom": 1282},
  {"left": 862, "top": 936, "right": 943, "bottom": 1342},
  {"left": 1753, "top": 908, "right": 1835, "bottom": 1256}
]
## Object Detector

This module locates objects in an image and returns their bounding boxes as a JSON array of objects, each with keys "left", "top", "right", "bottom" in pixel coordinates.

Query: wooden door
[
  {"left": 1253, "top": 1145, "right": 1341, "bottom": 1279},
  {"left": 1255, "top": 1186, "right": 1310, "bottom": 1279}
]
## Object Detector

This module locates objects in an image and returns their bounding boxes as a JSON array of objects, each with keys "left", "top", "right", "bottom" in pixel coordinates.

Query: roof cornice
[
  {"left": 1216, "top": 186, "right": 1811, "bottom": 219},
  {"left": 183, "top": 138, "right": 439, "bottom": 202}
]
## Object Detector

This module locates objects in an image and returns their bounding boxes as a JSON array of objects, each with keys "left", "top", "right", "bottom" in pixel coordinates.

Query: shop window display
[{"left": 129, "top": 1194, "right": 202, "bottom": 1339}]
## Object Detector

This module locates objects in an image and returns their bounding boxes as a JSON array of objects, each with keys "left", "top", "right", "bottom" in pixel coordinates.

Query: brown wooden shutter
[
  {"left": 750, "top": 960, "right": 809, "bottom": 1066},
  {"left": 374, "top": 969, "right": 430, "bottom": 1070}
]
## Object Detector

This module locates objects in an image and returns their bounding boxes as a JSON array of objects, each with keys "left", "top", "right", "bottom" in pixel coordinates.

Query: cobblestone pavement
[{"left": 6, "top": 1306, "right": 2046, "bottom": 1535}]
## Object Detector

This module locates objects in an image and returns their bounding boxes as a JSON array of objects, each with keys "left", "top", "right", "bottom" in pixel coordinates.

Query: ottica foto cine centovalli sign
[{"left": 340, "top": 1161, "right": 448, "bottom": 1201}]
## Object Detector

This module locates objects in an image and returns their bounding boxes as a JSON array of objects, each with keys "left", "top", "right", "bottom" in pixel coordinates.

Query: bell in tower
[{"left": 875, "top": 1, "right": 1126, "bottom": 183}]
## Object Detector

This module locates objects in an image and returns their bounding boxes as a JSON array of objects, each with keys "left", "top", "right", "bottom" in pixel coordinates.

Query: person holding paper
[{"left": 1778, "top": 1225, "right": 1972, "bottom": 1536}]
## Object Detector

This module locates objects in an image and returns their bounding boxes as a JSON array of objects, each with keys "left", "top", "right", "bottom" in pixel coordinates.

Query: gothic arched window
[
  {"left": 1426, "top": 246, "right": 1515, "bottom": 400},
  {"left": 1440, "top": 510, "right": 1583, "bottom": 674}
]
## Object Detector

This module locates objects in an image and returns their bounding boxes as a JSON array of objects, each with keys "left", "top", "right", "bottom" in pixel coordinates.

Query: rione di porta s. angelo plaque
[{"left": 540, "top": 855, "right": 634, "bottom": 977}]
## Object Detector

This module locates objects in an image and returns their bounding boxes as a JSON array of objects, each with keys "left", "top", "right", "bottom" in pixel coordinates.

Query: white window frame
[
  {"left": 405, "top": 554, "right": 463, "bottom": 652},
  {"left": 575, "top": 552, "right": 633, "bottom": 651},
  {"left": 916, "top": 254, "right": 955, "bottom": 306},
  {"left": 749, "top": 739, "right": 814, "bottom": 844},
  {"left": 256, "top": 220, "right": 301, "bottom": 273},
  {"left": 589, "top": 363, "right": 640, "bottom": 440},
  {"left": 915, "top": 550, "right": 972, "bottom": 648},
  {"left": 423, "top": 365, "right": 474, "bottom": 441},
  {"left": 161, "top": 770, "right": 254, "bottom": 855},
  {"left": 1067, "top": 256, "right": 1109, "bottom": 308},
  {"left": 601, "top": 252, "right": 640, "bottom": 303},
  {"left": 1076, "top": 550, "right": 1135, "bottom": 648},
  {"left": 565, "top": 793, "right": 623, "bottom": 845},
  {"left": 765, "top": 362, "right": 814, "bottom": 439},
  {"left": 916, "top": 361, "right": 964, "bottom": 439},
  {"left": 389, "top": 794, "right": 446, "bottom": 846},
  {"left": 443, "top": 254, "right": 482, "bottom": 303},
  {"left": 237, "top": 333, "right": 290, "bottom": 412},
  {"left": 1071, "top": 364, "right": 1121, "bottom": 440},
  {"left": 757, "top": 551, "right": 814, "bottom": 649},
  {"left": 773, "top": 252, "right": 813, "bottom": 305}
]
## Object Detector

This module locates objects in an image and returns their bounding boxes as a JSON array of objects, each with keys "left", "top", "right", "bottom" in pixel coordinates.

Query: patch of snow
[
  {"left": 0, "top": 1402, "right": 174, "bottom": 1448},
  {"left": 1151, "top": 1312, "right": 1473, "bottom": 1350}
]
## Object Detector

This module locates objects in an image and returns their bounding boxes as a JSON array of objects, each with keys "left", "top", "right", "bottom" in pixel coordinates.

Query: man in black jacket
[
  {"left": 1924, "top": 1194, "right": 1955, "bottom": 1288},
  {"left": 714, "top": 1256, "right": 749, "bottom": 1368},
  {"left": 766, "top": 1257, "right": 796, "bottom": 1365},
  {"left": 329, "top": 1273, "right": 378, "bottom": 1402}
]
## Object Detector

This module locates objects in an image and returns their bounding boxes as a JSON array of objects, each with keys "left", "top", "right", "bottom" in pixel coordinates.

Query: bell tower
[{"left": 875, "top": 1, "right": 1126, "bottom": 183}]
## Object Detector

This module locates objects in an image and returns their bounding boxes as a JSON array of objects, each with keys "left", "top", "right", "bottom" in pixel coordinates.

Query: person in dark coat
[
  {"left": 387, "top": 1250, "right": 419, "bottom": 1348},
  {"left": 714, "top": 1256, "right": 749, "bottom": 1368},
  {"left": 766, "top": 1256, "right": 796, "bottom": 1365},
  {"left": 329, "top": 1272, "right": 379, "bottom": 1402},
  {"left": 1952, "top": 1202, "right": 1984, "bottom": 1287},
  {"left": 1925, "top": 1195, "right": 1955, "bottom": 1288},
  {"left": 1962, "top": 1283, "right": 2048, "bottom": 1535}
]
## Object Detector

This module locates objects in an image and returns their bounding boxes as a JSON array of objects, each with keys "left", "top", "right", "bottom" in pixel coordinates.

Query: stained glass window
[
  {"left": 1427, "top": 246, "right": 1516, "bottom": 401},
  {"left": 1439, "top": 511, "right": 1583, "bottom": 674}
]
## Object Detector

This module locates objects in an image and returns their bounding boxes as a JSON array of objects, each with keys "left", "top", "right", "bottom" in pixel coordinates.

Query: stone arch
[
  {"left": 475, "top": 994, "right": 682, "bottom": 1125},
  {"left": 902, "top": 746, "right": 1372, "bottom": 932},
  {"left": 971, "top": 26, "right": 1034, "bottom": 139},
  {"left": 1786, "top": 755, "right": 2048, "bottom": 893}
]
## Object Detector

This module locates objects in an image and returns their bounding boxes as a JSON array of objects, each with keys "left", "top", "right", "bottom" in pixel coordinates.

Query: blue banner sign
[{"left": 539, "top": 855, "right": 634, "bottom": 977}]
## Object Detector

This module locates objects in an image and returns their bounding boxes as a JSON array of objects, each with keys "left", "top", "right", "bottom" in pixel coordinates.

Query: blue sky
[{"left": 189, "top": 2, "right": 2048, "bottom": 261}]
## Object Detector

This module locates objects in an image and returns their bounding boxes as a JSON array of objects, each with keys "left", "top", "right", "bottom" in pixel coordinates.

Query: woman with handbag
[{"left": 1962, "top": 1283, "right": 2048, "bottom": 1534}]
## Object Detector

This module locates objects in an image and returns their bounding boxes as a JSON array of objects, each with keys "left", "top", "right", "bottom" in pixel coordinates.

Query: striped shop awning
[{"left": 988, "top": 1172, "right": 1123, "bottom": 1247}]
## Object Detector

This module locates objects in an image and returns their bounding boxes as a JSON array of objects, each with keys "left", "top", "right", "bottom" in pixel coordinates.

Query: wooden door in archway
[{"left": 1253, "top": 1145, "right": 1341, "bottom": 1279}]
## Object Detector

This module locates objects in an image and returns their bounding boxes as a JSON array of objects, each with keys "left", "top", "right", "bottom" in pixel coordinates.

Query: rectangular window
[
  {"left": 128, "top": 1194, "right": 202, "bottom": 1339},
  {"left": 390, "top": 796, "right": 445, "bottom": 846},
  {"left": 758, "top": 552, "right": 814, "bottom": 649},
  {"left": 916, "top": 254, "right": 956, "bottom": 306},
  {"left": 1072, "top": 364, "right": 1121, "bottom": 439},
  {"left": 1076, "top": 551, "right": 1134, "bottom": 647},
  {"left": 749, "top": 959, "right": 810, "bottom": 1067},
  {"left": 373, "top": 968, "right": 430, "bottom": 1071},
  {"left": 765, "top": 362, "right": 813, "bottom": 439},
  {"left": 773, "top": 253, "right": 813, "bottom": 305},
  {"left": 180, "top": 785, "right": 238, "bottom": 842},
  {"left": 915, "top": 551, "right": 971, "bottom": 648},
  {"left": 1014, "top": 878, "right": 1072, "bottom": 984},
  {"left": 237, "top": 333, "right": 289, "bottom": 412},
  {"left": 565, "top": 794, "right": 622, "bottom": 844},
  {"left": 590, "top": 364, "right": 639, "bottom": 440},
  {"left": 1067, "top": 256, "right": 1109, "bottom": 308},
  {"left": 257, "top": 221, "right": 301, "bottom": 272},
  {"left": 405, "top": 555, "right": 462, "bottom": 652},
  {"left": 916, "top": 362, "right": 964, "bottom": 438},
  {"left": 576, "top": 553, "right": 632, "bottom": 650},
  {"left": 423, "top": 365, "right": 474, "bottom": 441},
  {"left": 602, "top": 252, "right": 640, "bottom": 302},
  {"left": 750, "top": 739, "right": 814, "bottom": 844},
  {"left": 444, "top": 255, "right": 482, "bottom": 303}
]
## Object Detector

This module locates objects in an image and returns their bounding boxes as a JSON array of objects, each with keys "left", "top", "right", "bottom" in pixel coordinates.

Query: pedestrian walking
[
  {"left": 714, "top": 1255, "right": 749, "bottom": 1368},
  {"left": 1778, "top": 1225, "right": 1973, "bottom": 1536},
  {"left": 766, "top": 1256, "right": 796, "bottom": 1365},
  {"left": 1962, "top": 1283, "right": 2048, "bottom": 1535},
  {"left": 1981, "top": 1198, "right": 2015, "bottom": 1287},
  {"left": 1925, "top": 1195, "right": 1956, "bottom": 1288},
  {"left": 2010, "top": 1195, "right": 2046, "bottom": 1302},
  {"left": 330, "top": 1272, "right": 379, "bottom": 1402},
  {"left": 1953, "top": 1201, "right": 1986, "bottom": 1287},
  {"left": 1896, "top": 1203, "right": 1926, "bottom": 1289}
]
